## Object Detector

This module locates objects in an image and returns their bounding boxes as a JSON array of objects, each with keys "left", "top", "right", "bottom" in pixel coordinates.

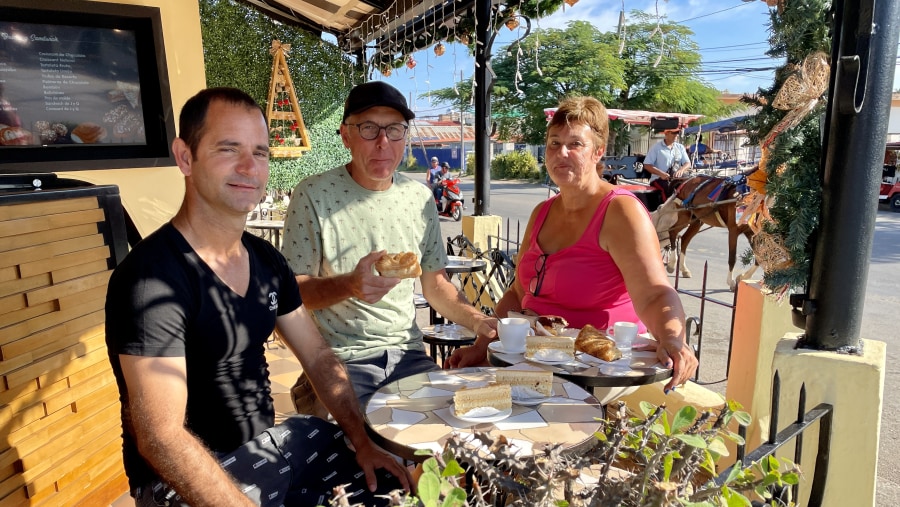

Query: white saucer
[
  {"left": 512, "top": 395, "right": 552, "bottom": 406},
  {"left": 526, "top": 355, "right": 574, "bottom": 365},
  {"left": 452, "top": 404, "right": 512, "bottom": 423},
  {"left": 488, "top": 341, "right": 525, "bottom": 355}
]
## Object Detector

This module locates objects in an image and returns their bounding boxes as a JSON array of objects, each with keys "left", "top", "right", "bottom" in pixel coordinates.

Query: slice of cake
[
  {"left": 525, "top": 335, "right": 575, "bottom": 360},
  {"left": 495, "top": 368, "right": 553, "bottom": 397},
  {"left": 453, "top": 383, "right": 512, "bottom": 416}
]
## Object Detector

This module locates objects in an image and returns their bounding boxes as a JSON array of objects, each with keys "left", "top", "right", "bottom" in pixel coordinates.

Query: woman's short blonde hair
[{"left": 546, "top": 96, "right": 609, "bottom": 151}]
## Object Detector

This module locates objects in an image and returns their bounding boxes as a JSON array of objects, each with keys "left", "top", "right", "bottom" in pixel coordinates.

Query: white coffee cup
[
  {"left": 498, "top": 317, "right": 533, "bottom": 353},
  {"left": 607, "top": 321, "right": 638, "bottom": 360}
]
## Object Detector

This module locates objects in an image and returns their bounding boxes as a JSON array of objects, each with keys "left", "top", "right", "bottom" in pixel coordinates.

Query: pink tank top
[{"left": 519, "top": 189, "right": 645, "bottom": 332}]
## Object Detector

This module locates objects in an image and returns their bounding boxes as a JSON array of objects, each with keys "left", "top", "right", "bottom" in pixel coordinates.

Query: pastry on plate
[
  {"left": 495, "top": 368, "right": 553, "bottom": 397},
  {"left": 453, "top": 383, "right": 511, "bottom": 415},
  {"left": 574, "top": 324, "right": 622, "bottom": 362},
  {"left": 525, "top": 335, "right": 575, "bottom": 360}
]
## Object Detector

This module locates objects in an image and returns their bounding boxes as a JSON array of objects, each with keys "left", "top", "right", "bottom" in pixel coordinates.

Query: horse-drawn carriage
[{"left": 616, "top": 169, "right": 760, "bottom": 291}]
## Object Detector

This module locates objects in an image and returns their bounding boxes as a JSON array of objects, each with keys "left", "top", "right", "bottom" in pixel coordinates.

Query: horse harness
[{"left": 673, "top": 174, "right": 751, "bottom": 227}]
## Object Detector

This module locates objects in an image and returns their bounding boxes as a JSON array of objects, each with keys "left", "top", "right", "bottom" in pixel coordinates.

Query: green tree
[
  {"left": 491, "top": 20, "right": 626, "bottom": 145},
  {"left": 458, "top": 16, "right": 736, "bottom": 147},
  {"left": 199, "top": 0, "right": 359, "bottom": 191}
]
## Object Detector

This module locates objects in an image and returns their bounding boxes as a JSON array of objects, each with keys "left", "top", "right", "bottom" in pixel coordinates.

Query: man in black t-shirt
[{"left": 105, "top": 88, "right": 410, "bottom": 507}]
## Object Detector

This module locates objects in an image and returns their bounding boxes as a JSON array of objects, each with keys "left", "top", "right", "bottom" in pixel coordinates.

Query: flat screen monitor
[{"left": 0, "top": 0, "right": 176, "bottom": 172}]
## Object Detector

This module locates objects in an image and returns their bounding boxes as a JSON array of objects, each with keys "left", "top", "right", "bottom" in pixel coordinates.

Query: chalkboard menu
[
  {"left": 0, "top": 21, "right": 145, "bottom": 146},
  {"left": 0, "top": 0, "right": 175, "bottom": 172}
]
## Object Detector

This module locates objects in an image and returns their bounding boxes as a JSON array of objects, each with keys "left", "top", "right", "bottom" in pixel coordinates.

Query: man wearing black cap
[
  {"left": 282, "top": 81, "right": 498, "bottom": 413},
  {"left": 644, "top": 128, "right": 691, "bottom": 200}
]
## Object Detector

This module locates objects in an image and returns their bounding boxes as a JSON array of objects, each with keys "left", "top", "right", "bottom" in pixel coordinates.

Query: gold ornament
[
  {"left": 761, "top": 51, "right": 830, "bottom": 150},
  {"left": 505, "top": 17, "right": 520, "bottom": 30},
  {"left": 434, "top": 42, "right": 445, "bottom": 56},
  {"left": 772, "top": 51, "right": 829, "bottom": 111},
  {"left": 564, "top": 0, "right": 579, "bottom": 5},
  {"left": 459, "top": 33, "right": 470, "bottom": 45},
  {"left": 406, "top": 56, "right": 417, "bottom": 69},
  {"left": 381, "top": 66, "right": 392, "bottom": 77}
]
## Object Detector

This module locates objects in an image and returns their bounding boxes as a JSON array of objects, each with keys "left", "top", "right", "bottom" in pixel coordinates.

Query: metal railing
[
  {"left": 715, "top": 371, "right": 833, "bottom": 506},
  {"left": 673, "top": 260, "right": 738, "bottom": 385}
]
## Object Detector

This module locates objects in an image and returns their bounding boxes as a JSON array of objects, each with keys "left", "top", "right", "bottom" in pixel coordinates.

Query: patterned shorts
[{"left": 132, "top": 415, "right": 401, "bottom": 507}]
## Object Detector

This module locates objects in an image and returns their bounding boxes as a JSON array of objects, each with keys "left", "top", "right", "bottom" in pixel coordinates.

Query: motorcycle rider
[
  {"left": 427, "top": 157, "right": 443, "bottom": 204},
  {"left": 436, "top": 162, "right": 452, "bottom": 211}
]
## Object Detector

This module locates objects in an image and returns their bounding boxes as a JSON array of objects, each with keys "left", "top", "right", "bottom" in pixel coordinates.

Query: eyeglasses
[
  {"left": 528, "top": 253, "right": 549, "bottom": 296},
  {"left": 344, "top": 121, "right": 408, "bottom": 141}
]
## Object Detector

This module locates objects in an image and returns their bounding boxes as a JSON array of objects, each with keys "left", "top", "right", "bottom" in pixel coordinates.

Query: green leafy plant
[
  {"left": 200, "top": 0, "right": 357, "bottom": 189},
  {"left": 491, "top": 151, "right": 540, "bottom": 180},
  {"left": 323, "top": 400, "right": 799, "bottom": 507}
]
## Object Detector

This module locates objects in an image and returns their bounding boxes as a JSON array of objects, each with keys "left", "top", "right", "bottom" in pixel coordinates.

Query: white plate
[
  {"left": 452, "top": 405, "right": 512, "bottom": 423},
  {"left": 525, "top": 355, "right": 576, "bottom": 365},
  {"left": 488, "top": 341, "right": 524, "bottom": 355},
  {"left": 512, "top": 395, "right": 553, "bottom": 406}
]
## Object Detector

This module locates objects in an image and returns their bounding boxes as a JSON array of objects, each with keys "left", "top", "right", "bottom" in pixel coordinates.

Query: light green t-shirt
[{"left": 282, "top": 166, "right": 448, "bottom": 361}]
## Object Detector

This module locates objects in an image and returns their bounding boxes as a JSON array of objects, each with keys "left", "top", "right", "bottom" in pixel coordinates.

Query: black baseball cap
[{"left": 343, "top": 81, "right": 415, "bottom": 121}]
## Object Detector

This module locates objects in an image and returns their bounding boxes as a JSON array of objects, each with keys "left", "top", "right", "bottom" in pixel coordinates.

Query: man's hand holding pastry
[{"left": 350, "top": 251, "right": 402, "bottom": 303}]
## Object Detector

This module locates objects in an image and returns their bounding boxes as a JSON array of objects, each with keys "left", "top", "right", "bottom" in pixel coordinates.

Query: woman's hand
[{"left": 656, "top": 339, "right": 699, "bottom": 393}]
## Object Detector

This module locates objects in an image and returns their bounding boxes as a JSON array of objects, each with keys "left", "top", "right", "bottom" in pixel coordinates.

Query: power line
[{"left": 675, "top": 3, "right": 754, "bottom": 24}]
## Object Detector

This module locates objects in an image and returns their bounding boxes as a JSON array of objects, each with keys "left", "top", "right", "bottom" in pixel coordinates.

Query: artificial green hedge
[{"left": 199, "top": 0, "right": 359, "bottom": 191}]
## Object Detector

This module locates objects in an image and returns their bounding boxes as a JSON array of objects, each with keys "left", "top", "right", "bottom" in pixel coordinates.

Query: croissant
[
  {"left": 375, "top": 252, "right": 422, "bottom": 279},
  {"left": 574, "top": 324, "right": 622, "bottom": 362}
]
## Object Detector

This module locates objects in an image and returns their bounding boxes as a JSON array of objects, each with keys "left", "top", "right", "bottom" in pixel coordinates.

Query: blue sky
[{"left": 338, "top": 0, "right": 900, "bottom": 118}]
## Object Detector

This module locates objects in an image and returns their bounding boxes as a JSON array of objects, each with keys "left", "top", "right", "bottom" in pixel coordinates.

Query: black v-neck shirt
[{"left": 105, "top": 222, "right": 302, "bottom": 489}]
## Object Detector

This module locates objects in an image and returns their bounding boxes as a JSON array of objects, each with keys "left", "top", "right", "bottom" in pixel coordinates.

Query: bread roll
[
  {"left": 574, "top": 324, "right": 622, "bottom": 362},
  {"left": 71, "top": 123, "right": 107, "bottom": 144},
  {"left": 375, "top": 252, "right": 422, "bottom": 279},
  {"left": 0, "top": 126, "right": 32, "bottom": 145}
]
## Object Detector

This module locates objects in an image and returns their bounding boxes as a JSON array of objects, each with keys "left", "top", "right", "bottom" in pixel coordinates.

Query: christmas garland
[{"left": 739, "top": 0, "right": 832, "bottom": 297}]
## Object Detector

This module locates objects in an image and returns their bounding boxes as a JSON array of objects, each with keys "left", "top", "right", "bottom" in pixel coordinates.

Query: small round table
[
  {"left": 245, "top": 219, "right": 285, "bottom": 249},
  {"left": 445, "top": 255, "right": 487, "bottom": 275},
  {"left": 364, "top": 367, "right": 605, "bottom": 462},
  {"left": 420, "top": 323, "right": 476, "bottom": 364},
  {"left": 487, "top": 347, "right": 672, "bottom": 405},
  {"left": 431, "top": 256, "right": 488, "bottom": 324}
]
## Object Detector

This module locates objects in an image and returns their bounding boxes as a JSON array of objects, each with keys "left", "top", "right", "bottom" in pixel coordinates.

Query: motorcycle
[{"left": 435, "top": 175, "right": 464, "bottom": 221}]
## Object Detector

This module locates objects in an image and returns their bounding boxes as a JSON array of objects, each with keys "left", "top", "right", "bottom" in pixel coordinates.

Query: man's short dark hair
[{"left": 179, "top": 87, "right": 264, "bottom": 155}]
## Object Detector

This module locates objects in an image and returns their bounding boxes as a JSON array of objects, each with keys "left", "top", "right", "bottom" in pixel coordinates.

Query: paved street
[{"left": 409, "top": 172, "right": 899, "bottom": 505}]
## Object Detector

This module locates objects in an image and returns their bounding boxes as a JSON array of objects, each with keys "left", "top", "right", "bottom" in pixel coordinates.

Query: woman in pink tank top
[{"left": 448, "top": 97, "right": 698, "bottom": 392}]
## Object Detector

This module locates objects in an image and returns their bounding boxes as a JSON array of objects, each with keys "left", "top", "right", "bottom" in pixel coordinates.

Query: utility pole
[
  {"left": 407, "top": 92, "right": 413, "bottom": 166},
  {"left": 459, "top": 70, "right": 465, "bottom": 175}
]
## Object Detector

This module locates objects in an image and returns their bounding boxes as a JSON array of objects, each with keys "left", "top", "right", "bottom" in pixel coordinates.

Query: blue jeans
[
  {"left": 345, "top": 348, "right": 439, "bottom": 407},
  {"left": 131, "top": 416, "right": 401, "bottom": 507}
]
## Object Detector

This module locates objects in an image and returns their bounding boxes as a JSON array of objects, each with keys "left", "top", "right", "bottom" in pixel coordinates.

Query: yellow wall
[{"left": 57, "top": 0, "right": 207, "bottom": 238}]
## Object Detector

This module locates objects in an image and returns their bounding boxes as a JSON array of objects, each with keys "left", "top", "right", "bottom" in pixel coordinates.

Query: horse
[{"left": 650, "top": 168, "right": 759, "bottom": 291}]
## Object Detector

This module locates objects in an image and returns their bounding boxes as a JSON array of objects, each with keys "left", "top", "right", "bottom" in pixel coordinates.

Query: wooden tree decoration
[{"left": 265, "top": 40, "right": 311, "bottom": 158}]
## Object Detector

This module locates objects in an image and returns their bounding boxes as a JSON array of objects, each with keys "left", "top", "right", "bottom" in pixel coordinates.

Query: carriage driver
[{"left": 644, "top": 128, "right": 691, "bottom": 200}]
